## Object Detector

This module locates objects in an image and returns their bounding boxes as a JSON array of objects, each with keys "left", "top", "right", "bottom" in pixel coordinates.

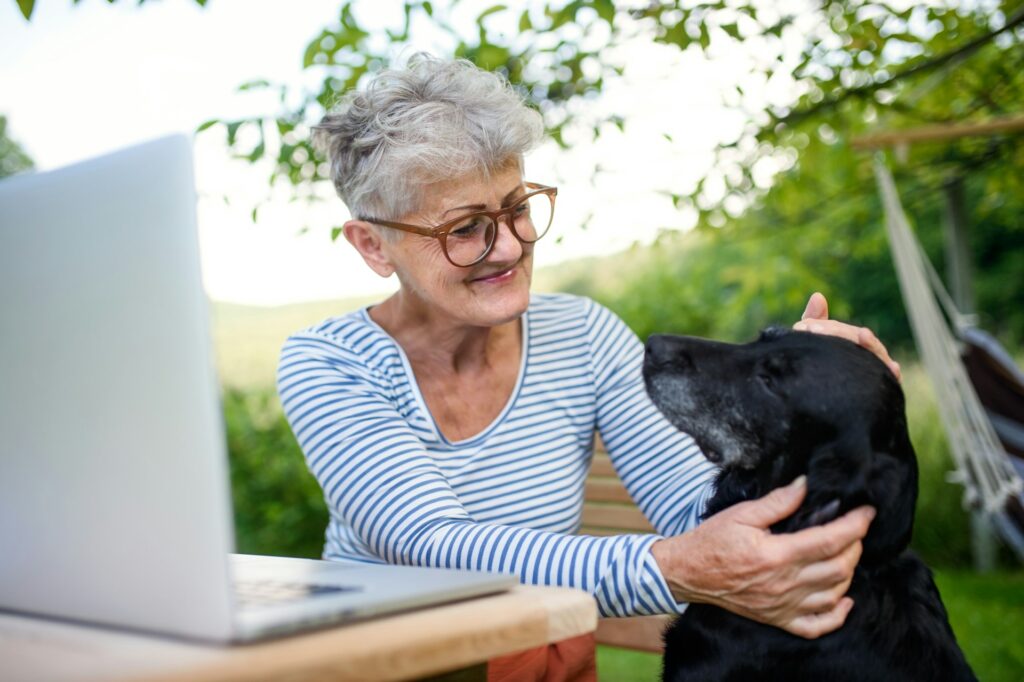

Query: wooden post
[
  {"left": 943, "top": 177, "right": 996, "bottom": 572},
  {"left": 942, "top": 179, "right": 974, "bottom": 315}
]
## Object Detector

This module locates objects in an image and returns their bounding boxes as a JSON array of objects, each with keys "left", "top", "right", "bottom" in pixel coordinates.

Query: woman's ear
[{"left": 344, "top": 220, "right": 395, "bottom": 278}]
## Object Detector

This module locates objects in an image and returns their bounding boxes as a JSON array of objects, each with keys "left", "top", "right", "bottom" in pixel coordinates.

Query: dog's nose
[
  {"left": 646, "top": 334, "right": 695, "bottom": 368},
  {"left": 645, "top": 335, "right": 672, "bottom": 365},
  {"left": 646, "top": 334, "right": 699, "bottom": 373}
]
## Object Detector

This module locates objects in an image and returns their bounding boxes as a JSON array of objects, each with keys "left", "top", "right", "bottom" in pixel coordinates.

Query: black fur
[{"left": 642, "top": 328, "right": 976, "bottom": 682}]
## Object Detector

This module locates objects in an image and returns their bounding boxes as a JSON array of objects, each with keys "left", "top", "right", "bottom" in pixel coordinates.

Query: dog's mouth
[{"left": 699, "top": 444, "right": 724, "bottom": 464}]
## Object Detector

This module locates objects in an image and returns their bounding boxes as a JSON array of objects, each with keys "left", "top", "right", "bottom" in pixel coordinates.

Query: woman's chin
[{"left": 463, "top": 267, "right": 531, "bottom": 326}]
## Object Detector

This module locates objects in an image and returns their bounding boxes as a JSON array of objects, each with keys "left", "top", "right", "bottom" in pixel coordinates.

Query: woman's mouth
[{"left": 470, "top": 266, "right": 517, "bottom": 284}]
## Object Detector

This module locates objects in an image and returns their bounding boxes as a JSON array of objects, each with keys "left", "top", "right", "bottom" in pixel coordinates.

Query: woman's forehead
[{"left": 420, "top": 165, "right": 525, "bottom": 219}]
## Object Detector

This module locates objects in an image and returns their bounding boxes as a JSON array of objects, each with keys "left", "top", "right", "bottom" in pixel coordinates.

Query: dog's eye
[{"left": 758, "top": 372, "right": 780, "bottom": 396}]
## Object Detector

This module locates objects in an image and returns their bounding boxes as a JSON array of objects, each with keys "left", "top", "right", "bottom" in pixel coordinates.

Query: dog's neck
[{"left": 706, "top": 443, "right": 918, "bottom": 566}]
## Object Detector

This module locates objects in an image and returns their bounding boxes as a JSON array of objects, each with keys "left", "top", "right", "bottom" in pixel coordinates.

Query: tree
[{"left": 0, "top": 115, "right": 34, "bottom": 179}]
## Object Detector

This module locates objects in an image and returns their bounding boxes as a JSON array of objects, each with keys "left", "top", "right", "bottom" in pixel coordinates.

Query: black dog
[{"left": 643, "top": 327, "right": 976, "bottom": 682}]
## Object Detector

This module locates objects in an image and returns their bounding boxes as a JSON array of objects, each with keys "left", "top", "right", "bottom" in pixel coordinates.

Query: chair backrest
[
  {"left": 581, "top": 439, "right": 655, "bottom": 536},
  {"left": 583, "top": 436, "right": 671, "bottom": 653}
]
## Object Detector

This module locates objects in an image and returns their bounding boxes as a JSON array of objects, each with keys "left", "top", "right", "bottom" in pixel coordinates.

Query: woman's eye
[
  {"left": 450, "top": 220, "right": 484, "bottom": 238},
  {"left": 513, "top": 202, "right": 530, "bottom": 217}
]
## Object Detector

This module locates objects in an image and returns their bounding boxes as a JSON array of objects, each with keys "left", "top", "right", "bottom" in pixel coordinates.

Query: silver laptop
[{"left": 0, "top": 135, "right": 515, "bottom": 643}]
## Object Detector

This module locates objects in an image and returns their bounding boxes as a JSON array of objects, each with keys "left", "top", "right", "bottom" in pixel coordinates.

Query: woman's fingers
[
  {"left": 791, "top": 540, "right": 863, "bottom": 590},
  {"left": 792, "top": 317, "right": 902, "bottom": 381},
  {"left": 729, "top": 475, "right": 807, "bottom": 528},
  {"left": 793, "top": 572, "right": 855, "bottom": 613},
  {"left": 783, "top": 505, "right": 875, "bottom": 564},
  {"left": 784, "top": 597, "right": 855, "bottom": 640},
  {"left": 858, "top": 326, "right": 902, "bottom": 381},
  {"left": 801, "top": 292, "right": 829, "bottom": 321}
]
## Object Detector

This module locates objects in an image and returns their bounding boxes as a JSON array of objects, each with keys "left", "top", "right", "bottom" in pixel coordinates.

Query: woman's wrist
[{"left": 651, "top": 536, "right": 701, "bottom": 605}]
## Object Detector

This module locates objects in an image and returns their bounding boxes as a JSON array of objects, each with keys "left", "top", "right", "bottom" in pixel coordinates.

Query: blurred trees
[
  {"left": 11, "top": 0, "right": 207, "bottom": 21},
  {"left": 0, "top": 115, "right": 34, "bottom": 179}
]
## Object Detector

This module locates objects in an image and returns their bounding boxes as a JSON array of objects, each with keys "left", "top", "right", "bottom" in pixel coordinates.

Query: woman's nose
[{"left": 487, "top": 215, "right": 524, "bottom": 262}]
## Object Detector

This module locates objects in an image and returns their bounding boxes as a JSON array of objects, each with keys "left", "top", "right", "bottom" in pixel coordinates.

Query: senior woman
[{"left": 278, "top": 54, "right": 895, "bottom": 669}]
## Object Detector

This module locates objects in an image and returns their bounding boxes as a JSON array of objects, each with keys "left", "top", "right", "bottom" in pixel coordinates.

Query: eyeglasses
[{"left": 359, "top": 182, "right": 557, "bottom": 267}]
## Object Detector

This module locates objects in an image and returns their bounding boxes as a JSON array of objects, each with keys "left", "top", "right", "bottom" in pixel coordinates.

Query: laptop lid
[{"left": 0, "top": 135, "right": 236, "bottom": 641}]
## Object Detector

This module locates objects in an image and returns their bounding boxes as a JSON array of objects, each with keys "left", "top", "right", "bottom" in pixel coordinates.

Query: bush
[{"left": 223, "top": 388, "right": 327, "bottom": 559}]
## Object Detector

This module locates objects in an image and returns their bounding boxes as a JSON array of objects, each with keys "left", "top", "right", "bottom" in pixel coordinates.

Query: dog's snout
[
  {"left": 645, "top": 334, "right": 695, "bottom": 372},
  {"left": 645, "top": 335, "right": 670, "bottom": 365}
]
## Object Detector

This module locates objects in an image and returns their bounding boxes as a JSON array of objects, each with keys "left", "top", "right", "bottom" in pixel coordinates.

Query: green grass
[
  {"left": 596, "top": 570, "right": 1024, "bottom": 681},
  {"left": 935, "top": 570, "right": 1024, "bottom": 681},
  {"left": 211, "top": 294, "right": 382, "bottom": 389}
]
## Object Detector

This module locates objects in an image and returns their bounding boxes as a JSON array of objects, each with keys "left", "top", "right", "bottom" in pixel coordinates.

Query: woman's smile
[{"left": 468, "top": 264, "right": 519, "bottom": 285}]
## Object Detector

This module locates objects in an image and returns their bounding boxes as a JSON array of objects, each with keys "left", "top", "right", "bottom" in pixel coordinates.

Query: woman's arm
[
  {"left": 278, "top": 329, "right": 686, "bottom": 617},
  {"left": 584, "top": 299, "right": 719, "bottom": 537}
]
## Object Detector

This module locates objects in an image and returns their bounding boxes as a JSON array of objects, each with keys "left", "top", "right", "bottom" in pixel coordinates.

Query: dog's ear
[{"left": 794, "top": 429, "right": 918, "bottom": 562}]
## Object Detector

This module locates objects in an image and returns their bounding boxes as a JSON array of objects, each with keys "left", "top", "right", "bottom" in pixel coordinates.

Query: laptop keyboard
[{"left": 234, "top": 580, "right": 361, "bottom": 608}]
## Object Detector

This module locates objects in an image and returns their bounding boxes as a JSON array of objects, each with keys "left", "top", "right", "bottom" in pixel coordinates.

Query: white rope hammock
[{"left": 873, "top": 158, "right": 1024, "bottom": 557}]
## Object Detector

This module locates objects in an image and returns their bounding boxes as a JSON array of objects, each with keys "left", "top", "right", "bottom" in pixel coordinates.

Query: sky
[{"left": 1, "top": 0, "right": 770, "bottom": 306}]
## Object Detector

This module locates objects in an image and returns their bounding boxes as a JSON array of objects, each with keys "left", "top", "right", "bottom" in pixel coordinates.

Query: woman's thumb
[{"left": 735, "top": 476, "right": 807, "bottom": 527}]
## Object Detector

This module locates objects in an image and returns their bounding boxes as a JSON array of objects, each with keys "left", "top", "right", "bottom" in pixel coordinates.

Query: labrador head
[{"left": 643, "top": 327, "right": 917, "bottom": 563}]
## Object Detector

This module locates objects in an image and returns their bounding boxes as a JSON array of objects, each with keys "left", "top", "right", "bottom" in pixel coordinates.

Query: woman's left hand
[{"left": 793, "top": 292, "right": 902, "bottom": 382}]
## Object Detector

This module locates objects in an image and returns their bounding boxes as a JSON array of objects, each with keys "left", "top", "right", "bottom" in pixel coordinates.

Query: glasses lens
[
  {"left": 511, "top": 193, "right": 554, "bottom": 243},
  {"left": 444, "top": 215, "right": 497, "bottom": 266}
]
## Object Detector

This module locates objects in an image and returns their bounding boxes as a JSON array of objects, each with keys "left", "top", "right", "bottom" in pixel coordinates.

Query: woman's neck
[{"left": 368, "top": 290, "right": 519, "bottom": 375}]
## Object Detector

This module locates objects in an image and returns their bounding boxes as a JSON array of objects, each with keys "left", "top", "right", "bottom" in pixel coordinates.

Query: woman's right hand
[{"left": 650, "top": 475, "right": 875, "bottom": 639}]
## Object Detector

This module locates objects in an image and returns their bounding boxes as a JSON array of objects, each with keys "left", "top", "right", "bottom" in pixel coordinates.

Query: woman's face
[{"left": 383, "top": 164, "right": 534, "bottom": 328}]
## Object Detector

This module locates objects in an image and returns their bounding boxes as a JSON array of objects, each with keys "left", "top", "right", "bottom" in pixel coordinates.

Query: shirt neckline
[{"left": 358, "top": 305, "right": 531, "bottom": 448}]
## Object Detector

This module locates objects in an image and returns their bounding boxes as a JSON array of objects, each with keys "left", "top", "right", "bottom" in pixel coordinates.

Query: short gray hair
[{"left": 312, "top": 53, "right": 545, "bottom": 231}]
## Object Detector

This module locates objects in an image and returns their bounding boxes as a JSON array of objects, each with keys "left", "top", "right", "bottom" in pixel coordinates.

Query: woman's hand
[
  {"left": 650, "top": 476, "right": 875, "bottom": 639},
  {"left": 793, "top": 292, "right": 901, "bottom": 382}
]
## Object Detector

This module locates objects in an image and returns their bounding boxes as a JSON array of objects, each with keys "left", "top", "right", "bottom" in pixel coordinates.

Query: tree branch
[{"left": 775, "top": 6, "right": 1024, "bottom": 129}]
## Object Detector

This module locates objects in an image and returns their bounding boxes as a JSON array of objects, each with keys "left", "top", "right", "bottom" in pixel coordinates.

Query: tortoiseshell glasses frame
[{"left": 358, "top": 182, "right": 557, "bottom": 267}]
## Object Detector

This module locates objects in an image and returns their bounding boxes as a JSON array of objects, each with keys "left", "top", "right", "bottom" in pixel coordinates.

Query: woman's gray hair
[{"left": 312, "top": 53, "right": 545, "bottom": 234}]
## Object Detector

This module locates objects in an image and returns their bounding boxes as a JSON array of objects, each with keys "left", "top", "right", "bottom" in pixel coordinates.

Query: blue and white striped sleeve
[
  {"left": 585, "top": 300, "right": 719, "bottom": 538},
  {"left": 277, "top": 330, "right": 687, "bottom": 616}
]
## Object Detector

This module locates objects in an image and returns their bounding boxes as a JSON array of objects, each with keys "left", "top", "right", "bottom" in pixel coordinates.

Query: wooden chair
[{"left": 581, "top": 438, "right": 673, "bottom": 654}]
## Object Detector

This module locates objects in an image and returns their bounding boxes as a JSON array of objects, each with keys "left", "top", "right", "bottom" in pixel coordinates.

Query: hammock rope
[{"left": 873, "top": 158, "right": 1024, "bottom": 559}]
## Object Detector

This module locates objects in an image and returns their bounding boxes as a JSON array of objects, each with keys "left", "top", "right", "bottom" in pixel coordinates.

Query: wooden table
[{"left": 0, "top": 585, "right": 597, "bottom": 682}]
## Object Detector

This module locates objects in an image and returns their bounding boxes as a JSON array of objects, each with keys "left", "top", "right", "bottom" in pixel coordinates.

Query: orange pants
[{"left": 487, "top": 632, "right": 597, "bottom": 682}]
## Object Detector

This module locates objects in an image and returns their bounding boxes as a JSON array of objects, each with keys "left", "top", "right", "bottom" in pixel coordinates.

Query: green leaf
[
  {"left": 302, "top": 31, "right": 329, "bottom": 68},
  {"left": 720, "top": 22, "right": 740, "bottom": 40},
  {"left": 196, "top": 119, "right": 219, "bottom": 133},
  {"left": 16, "top": 0, "right": 34, "bottom": 20},
  {"left": 246, "top": 140, "right": 265, "bottom": 162},
  {"left": 330, "top": 227, "right": 344, "bottom": 242},
  {"left": 477, "top": 4, "right": 506, "bottom": 24},
  {"left": 276, "top": 119, "right": 295, "bottom": 136},
  {"left": 422, "top": 0, "right": 433, "bottom": 16},
  {"left": 238, "top": 79, "right": 270, "bottom": 92},
  {"left": 518, "top": 9, "right": 532, "bottom": 32},
  {"left": 226, "top": 121, "right": 243, "bottom": 146},
  {"left": 593, "top": 0, "right": 615, "bottom": 25},
  {"left": 251, "top": 206, "right": 259, "bottom": 223}
]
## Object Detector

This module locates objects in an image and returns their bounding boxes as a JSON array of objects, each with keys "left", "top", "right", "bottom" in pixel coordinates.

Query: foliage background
[{"left": 5, "top": 0, "right": 1023, "bottom": 679}]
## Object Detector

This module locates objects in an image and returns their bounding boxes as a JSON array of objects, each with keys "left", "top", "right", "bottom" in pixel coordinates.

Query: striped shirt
[{"left": 277, "top": 293, "right": 718, "bottom": 617}]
